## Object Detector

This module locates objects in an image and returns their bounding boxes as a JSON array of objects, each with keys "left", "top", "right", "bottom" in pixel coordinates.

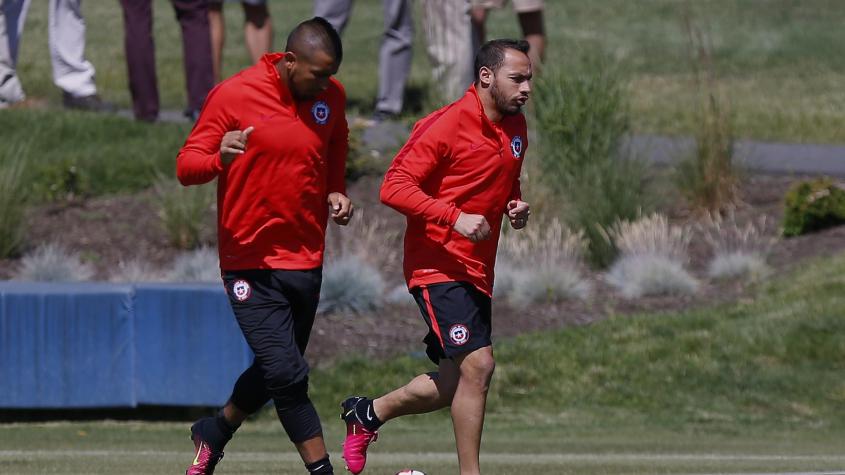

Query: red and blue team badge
[
  {"left": 448, "top": 324, "right": 470, "bottom": 346},
  {"left": 312, "top": 101, "right": 330, "bottom": 125},
  {"left": 510, "top": 135, "right": 523, "bottom": 159},
  {"left": 232, "top": 279, "right": 251, "bottom": 302}
]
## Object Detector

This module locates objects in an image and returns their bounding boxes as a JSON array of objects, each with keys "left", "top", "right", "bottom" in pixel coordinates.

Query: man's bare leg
[
  {"left": 243, "top": 3, "right": 272, "bottom": 64},
  {"left": 517, "top": 10, "right": 545, "bottom": 67},
  {"left": 208, "top": 3, "right": 225, "bottom": 83},
  {"left": 372, "top": 358, "right": 460, "bottom": 421},
  {"left": 451, "top": 345, "right": 495, "bottom": 475}
]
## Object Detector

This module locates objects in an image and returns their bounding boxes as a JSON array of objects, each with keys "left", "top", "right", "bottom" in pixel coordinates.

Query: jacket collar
[{"left": 261, "top": 53, "right": 295, "bottom": 109}]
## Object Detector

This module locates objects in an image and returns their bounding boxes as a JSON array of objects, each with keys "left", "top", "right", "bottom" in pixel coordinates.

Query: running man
[
  {"left": 176, "top": 17, "right": 351, "bottom": 475},
  {"left": 340, "top": 39, "right": 533, "bottom": 475}
]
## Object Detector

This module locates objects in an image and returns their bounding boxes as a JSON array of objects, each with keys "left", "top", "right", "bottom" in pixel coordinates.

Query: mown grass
[
  {"left": 0, "top": 110, "right": 190, "bottom": 201},
  {"left": 308, "top": 251, "right": 845, "bottom": 433},
  {"left": 2, "top": 251, "right": 844, "bottom": 473},
  {"left": 12, "top": 0, "right": 845, "bottom": 144}
]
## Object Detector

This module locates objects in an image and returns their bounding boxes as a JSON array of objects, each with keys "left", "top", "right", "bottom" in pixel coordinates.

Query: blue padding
[
  {"left": 0, "top": 282, "right": 252, "bottom": 409},
  {"left": 133, "top": 284, "right": 252, "bottom": 406},
  {"left": 0, "top": 282, "right": 135, "bottom": 408}
]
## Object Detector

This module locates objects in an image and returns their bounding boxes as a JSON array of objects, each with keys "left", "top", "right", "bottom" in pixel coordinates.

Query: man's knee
[
  {"left": 273, "top": 379, "right": 323, "bottom": 443},
  {"left": 459, "top": 348, "right": 496, "bottom": 386}
]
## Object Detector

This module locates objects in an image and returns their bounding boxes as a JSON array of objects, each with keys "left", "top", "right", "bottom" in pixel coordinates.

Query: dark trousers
[
  {"left": 119, "top": 0, "right": 214, "bottom": 121},
  {"left": 221, "top": 269, "right": 323, "bottom": 414}
]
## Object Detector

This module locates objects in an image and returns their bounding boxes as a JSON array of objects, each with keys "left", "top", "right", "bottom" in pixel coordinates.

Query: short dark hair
[
  {"left": 473, "top": 39, "right": 530, "bottom": 83},
  {"left": 286, "top": 17, "right": 343, "bottom": 66}
]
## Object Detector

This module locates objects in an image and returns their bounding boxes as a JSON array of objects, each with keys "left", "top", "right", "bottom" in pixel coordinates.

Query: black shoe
[
  {"left": 62, "top": 92, "right": 116, "bottom": 113},
  {"left": 184, "top": 108, "right": 201, "bottom": 122},
  {"left": 371, "top": 110, "right": 398, "bottom": 123}
]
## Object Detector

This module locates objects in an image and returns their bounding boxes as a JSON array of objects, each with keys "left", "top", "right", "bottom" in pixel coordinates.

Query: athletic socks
[
  {"left": 305, "top": 455, "right": 333, "bottom": 474},
  {"left": 353, "top": 397, "right": 383, "bottom": 432}
]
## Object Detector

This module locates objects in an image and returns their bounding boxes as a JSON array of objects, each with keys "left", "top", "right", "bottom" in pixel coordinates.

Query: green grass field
[
  {"left": 2, "top": 252, "right": 844, "bottom": 474},
  {"left": 13, "top": 0, "right": 845, "bottom": 143}
]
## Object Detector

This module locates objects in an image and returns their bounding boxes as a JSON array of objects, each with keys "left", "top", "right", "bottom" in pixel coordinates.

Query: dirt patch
[{"left": 2, "top": 174, "right": 844, "bottom": 367}]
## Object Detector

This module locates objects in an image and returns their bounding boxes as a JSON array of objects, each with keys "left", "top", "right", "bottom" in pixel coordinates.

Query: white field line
[{"left": 1, "top": 450, "right": 845, "bottom": 465}]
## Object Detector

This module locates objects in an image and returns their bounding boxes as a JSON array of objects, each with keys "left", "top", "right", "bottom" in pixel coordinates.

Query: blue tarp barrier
[{"left": 0, "top": 282, "right": 251, "bottom": 409}]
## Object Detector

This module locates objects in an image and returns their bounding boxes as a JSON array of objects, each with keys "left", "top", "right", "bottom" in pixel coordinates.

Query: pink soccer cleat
[
  {"left": 341, "top": 397, "right": 378, "bottom": 474},
  {"left": 186, "top": 421, "right": 224, "bottom": 475}
]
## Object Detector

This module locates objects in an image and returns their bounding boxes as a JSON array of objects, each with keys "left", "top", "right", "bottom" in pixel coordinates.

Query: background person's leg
[
  {"left": 171, "top": 0, "right": 214, "bottom": 116},
  {"left": 207, "top": 1, "right": 224, "bottom": 83},
  {"left": 373, "top": 0, "right": 413, "bottom": 117},
  {"left": 48, "top": 0, "right": 96, "bottom": 98},
  {"left": 517, "top": 9, "right": 545, "bottom": 67},
  {"left": 0, "top": 0, "right": 28, "bottom": 105},
  {"left": 242, "top": 1, "right": 271, "bottom": 65},
  {"left": 119, "top": 0, "right": 158, "bottom": 121},
  {"left": 420, "top": 0, "right": 473, "bottom": 103},
  {"left": 313, "top": 0, "right": 354, "bottom": 36}
]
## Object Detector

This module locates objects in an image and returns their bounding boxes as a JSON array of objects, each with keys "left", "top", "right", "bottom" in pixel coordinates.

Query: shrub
[
  {"left": 153, "top": 175, "right": 215, "bottom": 249},
  {"left": 0, "top": 151, "right": 28, "bottom": 258},
  {"left": 606, "top": 254, "right": 700, "bottom": 299},
  {"left": 496, "top": 218, "right": 591, "bottom": 304},
  {"left": 675, "top": 15, "right": 739, "bottom": 212},
  {"left": 533, "top": 60, "right": 651, "bottom": 267},
  {"left": 110, "top": 259, "right": 163, "bottom": 283},
  {"left": 164, "top": 247, "right": 220, "bottom": 283},
  {"left": 318, "top": 255, "right": 385, "bottom": 315},
  {"left": 700, "top": 211, "right": 775, "bottom": 281},
  {"left": 605, "top": 214, "right": 698, "bottom": 298},
  {"left": 15, "top": 243, "right": 94, "bottom": 282},
  {"left": 325, "top": 207, "right": 401, "bottom": 272},
  {"left": 782, "top": 178, "right": 845, "bottom": 237}
]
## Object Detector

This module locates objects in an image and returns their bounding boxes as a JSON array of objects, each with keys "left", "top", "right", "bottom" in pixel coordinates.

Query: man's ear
[
  {"left": 478, "top": 66, "right": 493, "bottom": 88},
  {"left": 283, "top": 51, "right": 297, "bottom": 71}
]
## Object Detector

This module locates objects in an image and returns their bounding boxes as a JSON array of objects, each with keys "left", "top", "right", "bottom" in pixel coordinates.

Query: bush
[
  {"left": 675, "top": 15, "right": 739, "bottom": 212},
  {"left": 0, "top": 151, "right": 28, "bottom": 258},
  {"left": 164, "top": 247, "right": 220, "bottom": 283},
  {"left": 782, "top": 178, "right": 845, "bottom": 237},
  {"left": 15, "top": 243, "right": 94, "bottom": 282},
  {"left": 607, "top": 254, "right": 699, "bottom": 299},
  {"left": 496, "top": 218, "right": 591, "bottom": 304},
  {"left": 605, "top": 214, "right": 698, "bottom": 298},
  {"left": 318, "top": 255, "right": 385, "bottom": 315},
  {"left": 153, "top": 175, "right": 215, "bottom": 249},
  {"left": 533, "top": 59, "right": 651, "bottom": 267},
  {"left": 700, "top": 211, "right": 775, "bottom": 281},
  {"left": 110, "top": 259, "right": 163, "bottom": 283}
]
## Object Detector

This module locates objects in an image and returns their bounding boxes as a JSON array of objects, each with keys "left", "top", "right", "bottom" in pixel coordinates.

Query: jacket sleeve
[
  {"left": 509, "top": 121, "right": 528, "bottom": 202},
  {"left": 326, "top": 86, "right": 348, "bottom": 195},
  {"left": 176, "top": 84, "right": 239, "bottom": 186},
  {"left": 380, "top": 118, "right": 461, "bottom": 226}
]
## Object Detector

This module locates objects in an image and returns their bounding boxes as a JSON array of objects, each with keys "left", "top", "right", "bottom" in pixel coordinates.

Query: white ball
[{"left": 395, "top": 470, "right": 426, "bottom": 475}]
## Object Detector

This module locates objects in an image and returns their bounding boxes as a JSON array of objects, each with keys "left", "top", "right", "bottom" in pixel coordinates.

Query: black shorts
[{"left": 411, "top": 281, "right": 492, "bottom": 364}]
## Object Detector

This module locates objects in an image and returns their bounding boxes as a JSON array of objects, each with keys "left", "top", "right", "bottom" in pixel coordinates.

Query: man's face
[
  {"left": 286, "top": 49, "right": 338, "bottom": 100},
  {"left": 490, "top": 49, "right": 532, "bottom": 116}
]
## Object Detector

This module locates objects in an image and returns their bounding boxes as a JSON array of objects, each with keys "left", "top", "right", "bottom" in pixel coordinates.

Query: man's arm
[
  {"left": 379, "top": 121, "right": 461, "bottom": 226},
  {"left": 326, "top": 86, "right": 352, "bottom": 225},
  {"left": 380, "top": 120, "right": 492, "bottom": 242},
  {"left": 176, "top": 85, "right": 238, "bottom": 186}
]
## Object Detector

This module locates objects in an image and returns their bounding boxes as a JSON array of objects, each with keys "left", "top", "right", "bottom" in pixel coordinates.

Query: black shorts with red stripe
[{"left": 411, "top": 281, "right": 492, "bottom": 364}]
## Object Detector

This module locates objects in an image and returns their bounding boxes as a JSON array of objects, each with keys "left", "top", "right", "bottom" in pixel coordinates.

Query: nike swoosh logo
[
  {"left": 344, "top": 409, "right": 354, "bottom": 418},
  {"left": 193, "top": 441, "right": 203, "bottom": 465},
  {"left": 470, "top": 143, "right": 482, "bottom": 151},
  {"left": 366, "top": 406, "right": 373, "bottom": 421}
]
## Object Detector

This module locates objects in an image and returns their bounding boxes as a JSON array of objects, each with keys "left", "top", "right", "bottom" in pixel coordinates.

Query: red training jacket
[
  {"left": 176, "top": 53, "right": 348, "bottom": 271},
  {"left": 380, "top": 84, "right": 527, "bottom": 296}
]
